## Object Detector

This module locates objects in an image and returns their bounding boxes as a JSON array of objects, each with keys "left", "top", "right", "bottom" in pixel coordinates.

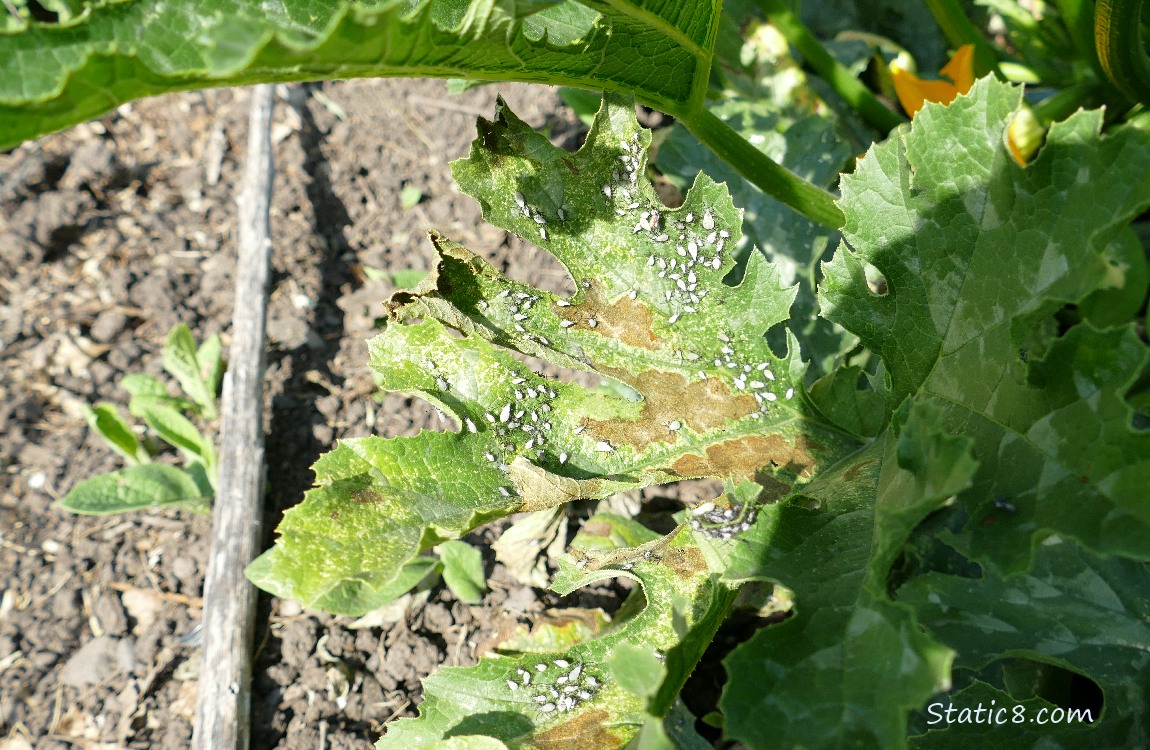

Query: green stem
[
  {"left": 1031, "top": 83, "right": 1105, "bottom": 123},
  {"left": 682, "top": 107, "right": 845, "bottom": 229},
  {"left": 1055, "top": 0, "right": 1103, "bottom": 75},
  {"left": 922, "top": 0, "right": 1001, "bottom": 77},
  {"left": 1095, "top": 0, "right": 1150, "bottom": 104},
  {"left": 755, "top": 0, "right": 905, "bottom": 133}
]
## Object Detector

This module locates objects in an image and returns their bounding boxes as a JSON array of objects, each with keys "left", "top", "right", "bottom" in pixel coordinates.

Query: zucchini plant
[
  {"left": 253, "top": 84, "right": 1150, "bottom": 747},
  {"left": 6, "top": 0, "right": 1150, "bottom": 748}
]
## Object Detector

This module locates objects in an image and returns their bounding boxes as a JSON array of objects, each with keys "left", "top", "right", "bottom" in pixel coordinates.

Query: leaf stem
[
  {"left": 1054, "top": 0, "right": 1103, "bottom": 75},
  {"left": 681, "top": 107, "right": 845, "bottom": 229},
  {"left": 1095, "top": 0, "right": 1150, "bottom": 104},
  {"left": 1031, "top": 83, "right": 1106, "bottom": 124},
  {"left": 755, "top": 0, "right": 905, "bottom": 133},
  {"left": 922, "top": 0, "right": 1000, "bottom": 77}
]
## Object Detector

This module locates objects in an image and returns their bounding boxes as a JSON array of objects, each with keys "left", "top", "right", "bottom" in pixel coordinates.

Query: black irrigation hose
[{"left": 1096, "top": 0, "right": 1150, "bottom": 104}]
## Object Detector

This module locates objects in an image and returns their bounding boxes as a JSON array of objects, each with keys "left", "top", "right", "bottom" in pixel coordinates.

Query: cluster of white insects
[
  {"left": 433, "top": 127, "right": 795, "bottom": 530},
  {"left": 504, "top": 658, "right": 601, "bottom": 716},
  {"left": 708, "top": 331, "right": 796, "bottom": 414},
  {"left": 604, "top": 131, "right": 730, "bottom": 327},
  {"left": 477, "top": 287, "right": 555, "bottom": 347},
  {"left": 513, "top": 190, "right": 566, "bottom": 242},
  {"left": 426, "top": 356, "right": 581, "bottom": 498},
  {"left": 689, "top": 501, "right": 758, "bottom": 540}
]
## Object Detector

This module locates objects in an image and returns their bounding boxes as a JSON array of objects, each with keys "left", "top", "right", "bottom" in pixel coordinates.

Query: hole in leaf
[
  {"left": 26, "top": 0, "right": 61, "bottom": 23},
  {"left": 888, "top": 505, "right": 982, "bottom": 596},
  {"left": 764, "top": 322, "right": 790, "bottom": 359},
  {"left": 680, "top": 591, "right": 794, "bottom": 743},
  {"left": 642, "top": 477, "right": 724, "bottom": 508},
  {"left": 996, "top": 658, "right": 1104, "bottom": 722},
  {"left": 863, "top": 261, "right": 888, "bottom": 296}
]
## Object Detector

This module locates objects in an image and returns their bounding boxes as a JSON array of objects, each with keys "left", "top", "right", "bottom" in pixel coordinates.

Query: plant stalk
[
  {"left": 922, "top": 0, "right": 1000, "bottom": 77},
  {"left": 1032, "top": 83, "right": 1105, "bottom": 123},
  {"left": 1095, "top": 0, "right": 1150, "bottom": 105},
  {"left": 756, "top": 0, "right": 905, "bottom": 133},
  {"left": 682, "top": 107, "right": 845, "bottom": 229}
]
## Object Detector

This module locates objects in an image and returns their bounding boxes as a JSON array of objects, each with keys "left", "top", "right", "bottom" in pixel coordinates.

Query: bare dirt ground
[{"left": 0, "top": 77, "right": 615, "bottom": 749}]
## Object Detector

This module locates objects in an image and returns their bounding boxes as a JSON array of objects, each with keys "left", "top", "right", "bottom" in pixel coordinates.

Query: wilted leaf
[
  {"left": 377, "top": 513, "right": 735, "bottom": 749},
  {"left": 249, "top": 94, "right": 856, "bottom": 618}
]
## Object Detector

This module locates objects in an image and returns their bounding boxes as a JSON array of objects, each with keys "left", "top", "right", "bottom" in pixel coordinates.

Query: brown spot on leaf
[
  {"left": 585, "top": 370, "right": 758, "bottom": 451},
  {"left": 529, "top": 709, "right": 624, "bottom": 750},
  {"left": 671, "top": 434, "right": 820, "bottom": 482},
  {"left": 556, "top": 284, "right": 660, "bottom": 350},
  {"left": 509, "top": 458, "right": 605, "bottom": 512},
  {"left": 580, "top": 520, "right": 615, "bottom": 538},
  {"left": 753, "top": 475, "right": 793, "bottom": 504},
  {"left": 844, "top": 459, "right": 876, "bottom": 482},
  {"left": 662, "top": 545, "right": 707, "bottom": 580},
  {"left": 350, "top": 487, "right": 384, "bottom": 505}
]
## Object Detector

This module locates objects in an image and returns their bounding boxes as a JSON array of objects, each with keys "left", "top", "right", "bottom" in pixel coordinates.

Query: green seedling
[
  {"left": 60, "top": 323, "right": 223, "bottom": 515},
  {"left": 401, "top": 185, "right": 424, "bottom": 210}
]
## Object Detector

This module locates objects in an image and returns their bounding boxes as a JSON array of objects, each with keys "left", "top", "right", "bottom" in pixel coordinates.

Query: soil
[{"left": 0, "top": 77, "right": 632, "bottom": 749}]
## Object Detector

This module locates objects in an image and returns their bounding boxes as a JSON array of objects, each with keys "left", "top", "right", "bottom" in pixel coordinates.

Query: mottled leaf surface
[
  {"left": 245, "top": 431, "right": 519, "bottom": 615},
  {"left": 720, "top": 400, "right": 968, "bottom": 749},
  {"left": 59, "top": 462, "right": 210, "bottom": 514},
  {"left": 0, "top": 0, "right": 720, "bottom": 148},
  {"left": 719, "top": 77, "right": 1150, "bottom": 750},
  {"left": 247, "top": 93, "right": 862, "bottom": 616},
  {"left": 821, "top": 76, "right": 1150, "bottom": 571}
]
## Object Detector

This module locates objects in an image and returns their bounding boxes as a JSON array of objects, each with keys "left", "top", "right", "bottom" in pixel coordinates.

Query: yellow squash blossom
[
  {"left": 891, "top": 44, "right": 1041, "bottom": 166},
  {"left": 890, "top": 44, "right": 975, "bottom": 117}
]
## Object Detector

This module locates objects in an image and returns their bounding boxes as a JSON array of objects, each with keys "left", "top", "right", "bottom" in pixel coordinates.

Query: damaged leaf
[
  {"left": 249, "top": 94, "right": 857, "bottom": 617},
  {"left": 378, "top": 513, "right": 736, "bottom": 749}
]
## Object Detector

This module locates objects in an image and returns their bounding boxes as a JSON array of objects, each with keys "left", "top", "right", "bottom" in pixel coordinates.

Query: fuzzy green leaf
[
  {"left": 134, "top": 402, "right": 216, "bottom": 471},
  {"left": 59, "top": 463, "right": 210, "bottom": 515},
  {"left": 0, "top": 0, "right": 721, "bottom": 149},
  {"left": 821, "top": 76, "right": 1150, "bottom": 571},
  {"left": 83, "top": 402, "right": 145, "bottom": 464},
  {"left": 162, "top": 324, "right": 219, "bottom": 418}
]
